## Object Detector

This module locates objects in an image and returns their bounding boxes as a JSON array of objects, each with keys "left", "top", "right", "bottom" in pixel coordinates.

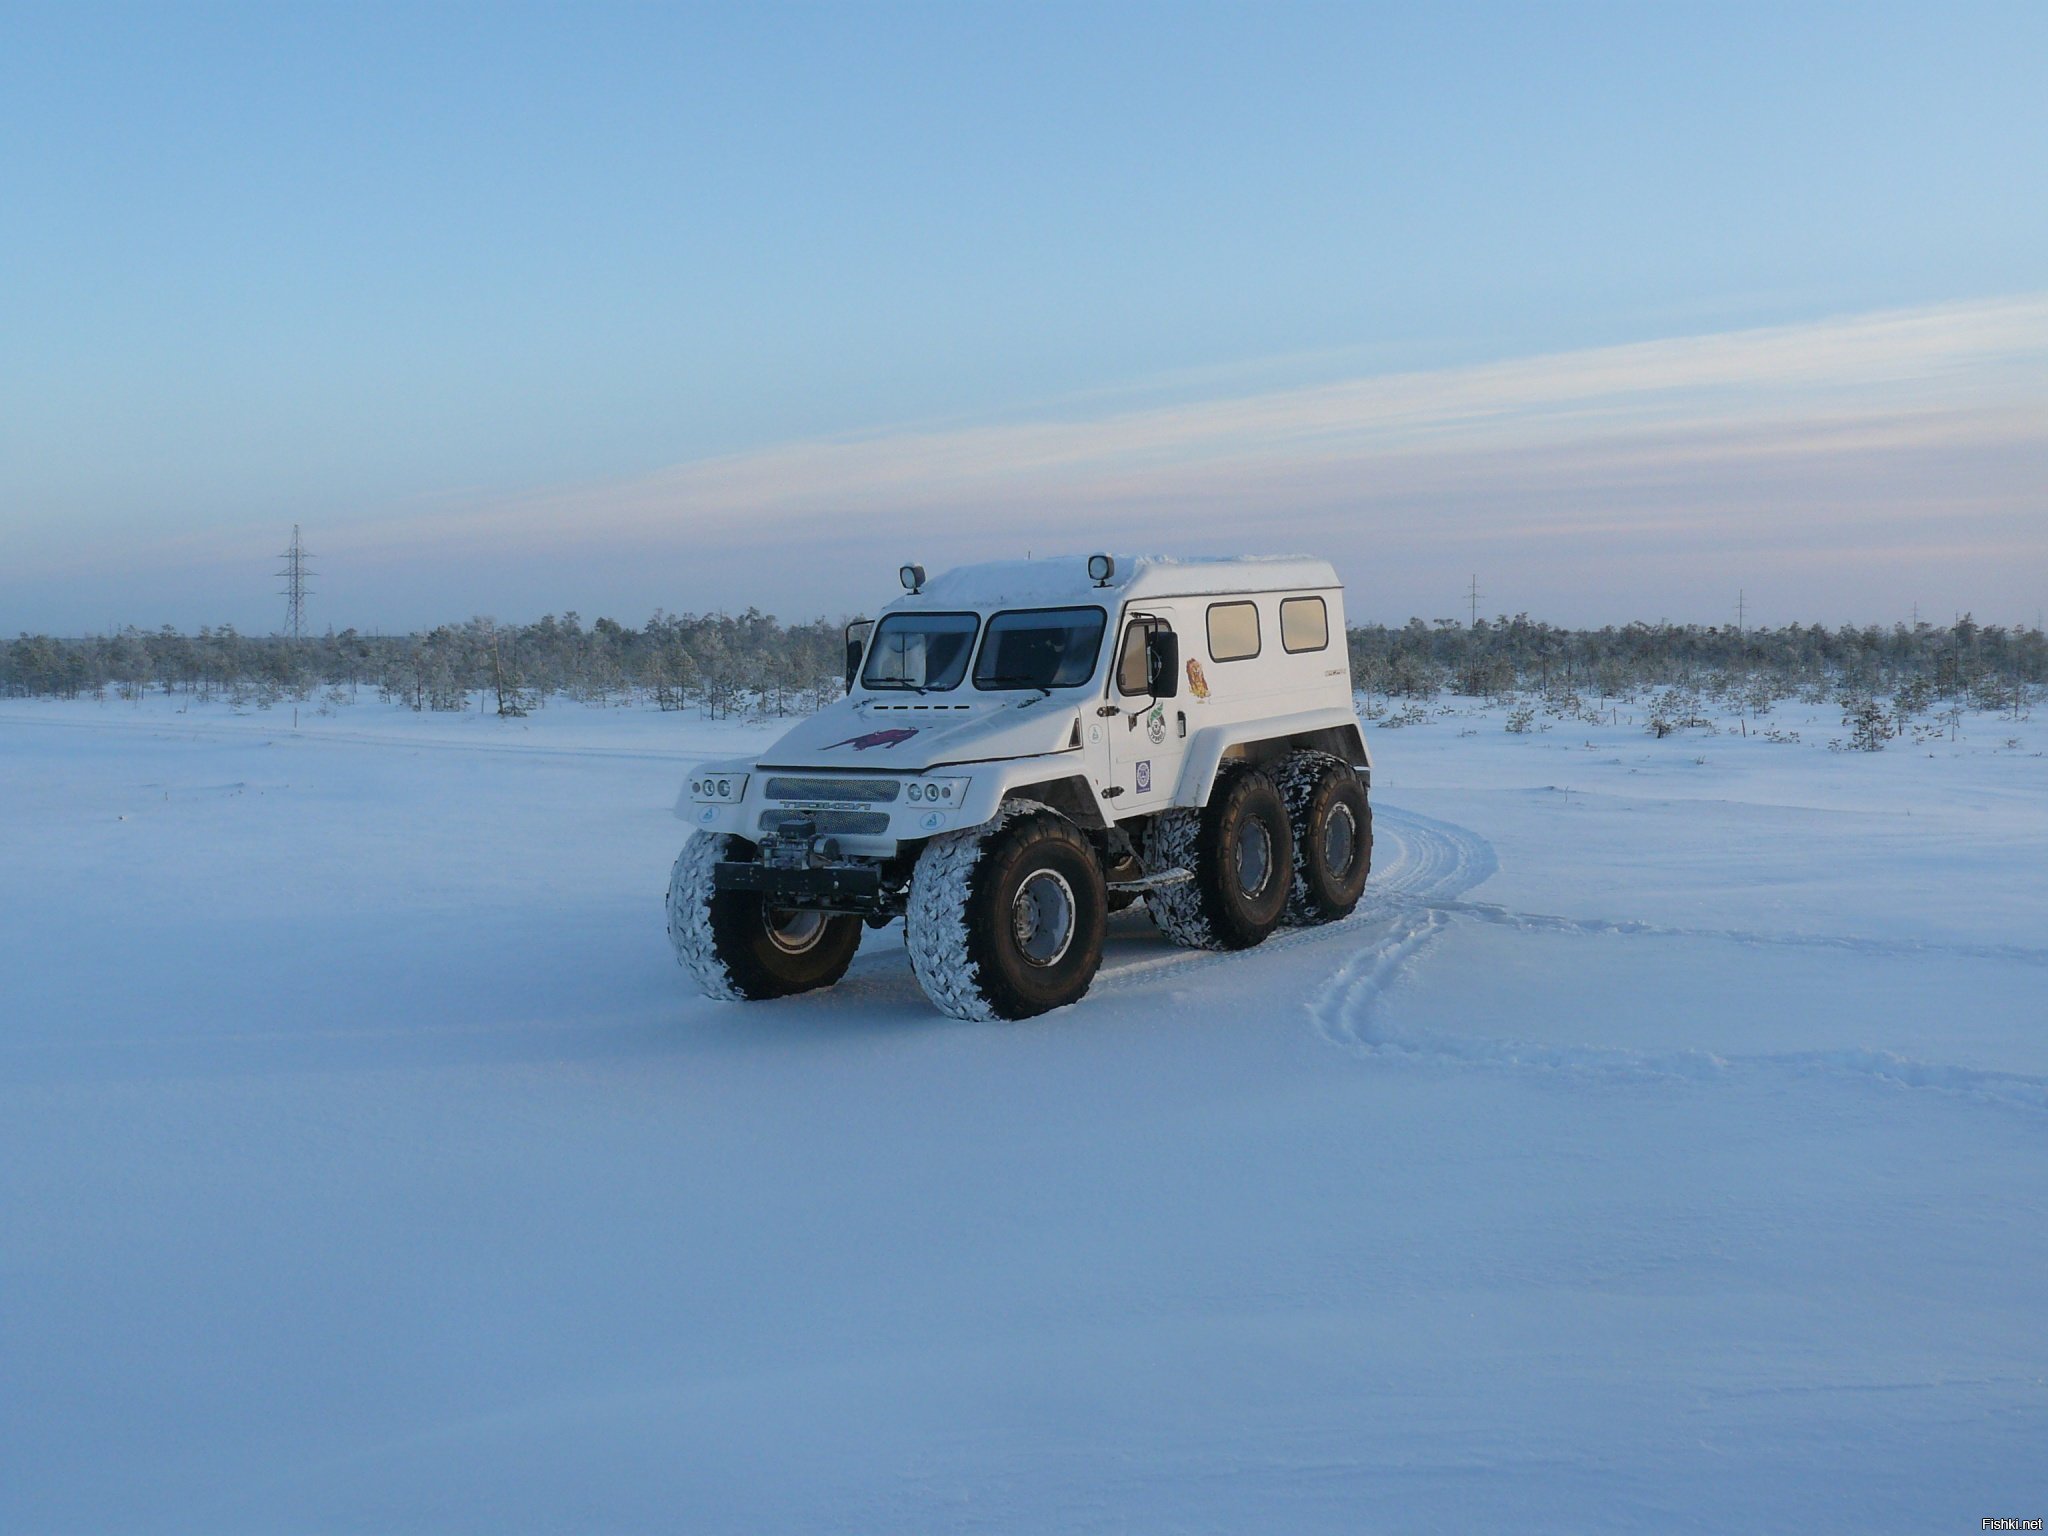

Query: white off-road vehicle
[{"left": 667, "top": 554, "right": 1372, "bottom": 1020}]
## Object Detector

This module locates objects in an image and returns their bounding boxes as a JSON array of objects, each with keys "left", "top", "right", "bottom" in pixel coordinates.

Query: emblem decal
[
  {"left": 1145, "top": 704, "right": 1166, "bottom": 744},
  {"left": 826, "top": 726, "right": 920, "bottom": 751},
  {"left": 1135, "top": 760, "right": 1151, "bottom": 793},
  {"left": 1185, "top": 659, "right": 1210, "bottom": 699}
]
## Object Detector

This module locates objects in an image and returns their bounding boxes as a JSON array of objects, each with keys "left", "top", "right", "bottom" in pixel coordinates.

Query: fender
[
  {"left": 1171, "top": 705, "right": 1371, "bottom": 805},
  {"left": 973, "top": 762, "right": 1108, "bottom": 829}
]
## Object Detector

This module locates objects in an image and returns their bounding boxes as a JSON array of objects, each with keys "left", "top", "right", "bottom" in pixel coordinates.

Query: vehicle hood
[{"left": 752, "top": 693, "right": 1082, "bottom": 772}]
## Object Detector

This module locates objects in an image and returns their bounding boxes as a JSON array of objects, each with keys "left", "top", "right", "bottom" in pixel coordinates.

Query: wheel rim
[
  {"left": 1322, "top": 802, "right": 1357, "bottom": 877},
  {"left": 1011, "top": 869, "right": 1077, "bottom": 967},
  {"left": 763, "top": 906, "right": 828, "bottom": 955},
  {"left": 1234, "top": 819, "right": 1273, "bottom": 898}
]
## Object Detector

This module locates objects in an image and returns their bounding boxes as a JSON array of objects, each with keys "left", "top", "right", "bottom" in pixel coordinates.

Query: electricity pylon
[{"left": 278, "top": 524, "right": 313, "bottom": 641}]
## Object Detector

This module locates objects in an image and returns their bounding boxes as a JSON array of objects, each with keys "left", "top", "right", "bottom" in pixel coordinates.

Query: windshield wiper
[{"left": 979, "top": 676, "right": 1054, "bottom": 700}]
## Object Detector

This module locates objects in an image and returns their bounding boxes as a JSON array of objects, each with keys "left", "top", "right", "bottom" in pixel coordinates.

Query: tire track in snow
[
  {"left": 723, "top": 795, "right": 2048, "bottom": 1120},
  {"left": 1308, "top": 814, "right": 2048, "bottom": 1116},
  {"left": 1084, "top": 804, "right": 1497, "bottom": 1002},
  {"left": 1300, "top": 805, "right": 1498, "bottom": 1051},
  {"left": 1363, "top": 803, "right": 1502, "bottom": 906},
  {"left": 1318, "top": 992, "right": 2048, "bottom": 1116},
  {"left": 1428, "top": 898, "right": 2048, "bottom": 969}
]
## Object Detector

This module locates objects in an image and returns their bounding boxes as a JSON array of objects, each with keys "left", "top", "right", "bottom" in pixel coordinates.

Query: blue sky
[{"left": 2, "top": 1, "right": 2043, "bottom": 632}]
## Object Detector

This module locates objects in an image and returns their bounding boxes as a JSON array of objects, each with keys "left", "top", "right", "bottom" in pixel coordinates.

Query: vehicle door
[{"left": 1104, "top": 604, "right": 1190, "bottom": 814}]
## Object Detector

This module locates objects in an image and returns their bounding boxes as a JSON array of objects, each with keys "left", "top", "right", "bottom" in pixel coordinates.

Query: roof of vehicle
[{"left": 895, "top": 555, "right": 1340, "bottom": 611}]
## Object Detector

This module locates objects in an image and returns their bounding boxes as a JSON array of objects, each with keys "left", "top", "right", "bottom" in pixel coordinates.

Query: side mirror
[
  {"left": 1146, "top": 629, "right": 1180, "bottom": 698},
  {"left": 843, "top": 619, "right": 874, "bottom": 693}
]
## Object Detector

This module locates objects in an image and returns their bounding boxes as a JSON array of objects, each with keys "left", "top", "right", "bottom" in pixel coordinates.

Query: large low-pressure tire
[
  {"left": 1142, "top": 764, "right": 1294, "bottom": 950},
  {"left": 905, "top": 801, "right": 1108, "bottom": 1021},
  {"left": 666, "top": 832, "right": 863, "bottom": 1002},
  {"left": 1276, "top": 750, "right": 1372, "bottom": 925}
]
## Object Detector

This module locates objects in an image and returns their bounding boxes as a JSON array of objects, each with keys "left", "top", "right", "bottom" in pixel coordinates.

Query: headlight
[
  {"left": 688, "top": 772, "right": 749, "bottom": 804},
  {"left": 904, "top": 776, "right": 969, "bottom": 806}
]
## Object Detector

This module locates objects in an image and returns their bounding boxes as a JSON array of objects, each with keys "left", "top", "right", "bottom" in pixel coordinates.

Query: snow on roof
[{"left": 897, "top": 554, "right": 1340, "bottom": 611}]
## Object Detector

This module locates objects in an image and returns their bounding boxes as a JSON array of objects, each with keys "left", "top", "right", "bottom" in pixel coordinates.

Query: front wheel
[
  {"left": 905, "top": 802, "right": 1107, "bottom": 1020},
  {"left": 667, "top": 832, "right": 863, "bottom": 1001}
]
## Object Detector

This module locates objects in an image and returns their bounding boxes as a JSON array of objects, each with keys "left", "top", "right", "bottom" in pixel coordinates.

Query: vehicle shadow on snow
[
  {"left": 671, "top": 907, "right": 1201, "bottom": 1040},
  {"left": 667, "top": 804, "right": 1491, "bottom": 1039}
]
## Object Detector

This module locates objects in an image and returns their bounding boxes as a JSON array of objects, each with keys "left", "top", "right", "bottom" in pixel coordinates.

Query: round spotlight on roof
[
  {"left": 899, "top": 564, "right": 926, "bottom": 593},
  {"left": 1088, "top": 553, "right": 1115, "bottom": 586}
]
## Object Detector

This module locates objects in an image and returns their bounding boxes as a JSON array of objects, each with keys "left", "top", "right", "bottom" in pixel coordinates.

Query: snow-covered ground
[{"left": 3, "top": 691, "right": 2043, "bottom": 1533}]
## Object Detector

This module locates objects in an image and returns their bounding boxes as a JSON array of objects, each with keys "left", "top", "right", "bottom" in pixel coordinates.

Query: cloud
[
  {"left": 8, "top": 294, "right": 2044, "bottom": 628},
  {"left": 333, "top": 294, "right": 2048, "bottom": 572}
]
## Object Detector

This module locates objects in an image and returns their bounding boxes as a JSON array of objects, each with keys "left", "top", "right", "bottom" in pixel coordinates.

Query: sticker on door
[{"left": 1135, "top": 760, "right": 1151, "bottom": 793}]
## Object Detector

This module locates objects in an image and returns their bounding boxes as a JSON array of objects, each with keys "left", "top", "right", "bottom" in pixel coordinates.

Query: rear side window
[
  {"left": 1116, "top": 621, "right": 1149, "bottom": 694},
  {"left": 1116, "top": 617, "right": 1167, "bottom": 695},
  {"left": 1206, "top": 601, "right": 1260, "bottom": 662},
  {"left": 1280, "top": 596, "right": 1329, "bottom": 653}
]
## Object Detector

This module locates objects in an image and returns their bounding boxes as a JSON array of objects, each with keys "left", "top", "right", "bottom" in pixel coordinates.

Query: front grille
[
  {"left": 763, "top": 776, "right": 901, "bottom": 804},
  {"left": 759, "top": 809, "right": 893, "bottom": 837}
]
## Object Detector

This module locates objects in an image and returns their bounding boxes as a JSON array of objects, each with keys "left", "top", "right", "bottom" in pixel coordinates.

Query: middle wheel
[
  {"left": 1143, "top": 763, "right": 1295, "bottom": 950},
  {"left": 905, "top": 802, "right": 1108, "bottom": 1021}
]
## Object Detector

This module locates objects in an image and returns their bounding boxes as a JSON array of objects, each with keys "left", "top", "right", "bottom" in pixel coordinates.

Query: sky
[{"left": 2, "top": 0, "right": 2044, "bottom": 635}]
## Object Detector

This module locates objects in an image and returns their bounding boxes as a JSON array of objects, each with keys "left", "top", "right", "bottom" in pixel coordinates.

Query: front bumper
[{"left": 713, "top": 860, "right": 885, "bottom": 909}]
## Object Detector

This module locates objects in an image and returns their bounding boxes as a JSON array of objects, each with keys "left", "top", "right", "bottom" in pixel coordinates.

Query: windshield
[
  {"left": 861, "top": 611, "right": 979, "bottom": 691},
  {"left": 974, "top": 606, "right": 1107, "bottom": 691}
]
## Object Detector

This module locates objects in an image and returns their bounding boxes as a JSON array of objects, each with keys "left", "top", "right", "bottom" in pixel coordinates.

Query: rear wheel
[
  {"left": 1143, "top": 764, "right": 1294, "bottom": 950},
  {"left": 906, "top": 802, "right": 1107, "bottom": 1020},
  {"left": 1276, "top": 750, "right": 1372, "bottom": 924},
  {"left": 666, "top": 832, "right": 863, "bottom": 1001}
]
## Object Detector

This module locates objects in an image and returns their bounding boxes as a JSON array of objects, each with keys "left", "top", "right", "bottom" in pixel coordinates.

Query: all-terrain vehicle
[{"left": 667, "top": 554, "right": 1373, "bottom": 1019}]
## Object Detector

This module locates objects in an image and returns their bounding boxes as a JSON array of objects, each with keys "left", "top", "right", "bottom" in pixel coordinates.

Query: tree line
[
  {"left": 0, "top": 610, "right": 846, "bottom": 717},
  {"left": 1346, "top": 612, "right": 2043, "bottom": 707},
  {"left": 4, "top": 609, "right": 2041, "bottom": 719}
]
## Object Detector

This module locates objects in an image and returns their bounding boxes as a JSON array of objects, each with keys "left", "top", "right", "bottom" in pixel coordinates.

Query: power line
[{"left": 278, "top": 524, "right": 313, "bottom": 641}]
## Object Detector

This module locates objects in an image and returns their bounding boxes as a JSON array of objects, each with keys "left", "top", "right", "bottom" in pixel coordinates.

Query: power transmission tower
[
  {"left": 1735, "top": 589, "right": 1747, "bottom": 634},
  {"left": 278, "top": 524, "right": 313, "bottom": 641},
  {"left": 1467, "top": 574, "right": 1481, "bottom": 628}
]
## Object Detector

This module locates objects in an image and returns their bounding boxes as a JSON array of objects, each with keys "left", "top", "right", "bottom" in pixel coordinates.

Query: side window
[
  {"left": 1280, "top": 596, "right": 1329, "bottom": 653},
  {"left": 1206, "top": 601, "right": 1260, "bottom": 663}
]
